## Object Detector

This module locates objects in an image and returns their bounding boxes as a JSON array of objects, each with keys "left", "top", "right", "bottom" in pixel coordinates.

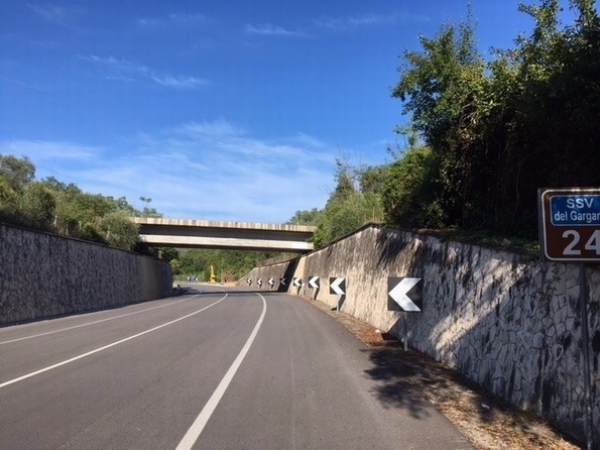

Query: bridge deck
[{"left": 131, "top": 218, "right": 316, "bottom": 252}]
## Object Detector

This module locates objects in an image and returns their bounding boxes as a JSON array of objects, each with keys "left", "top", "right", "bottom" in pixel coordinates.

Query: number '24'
[{"left": 562, "top": 229, "right": 600, "bottom": 255}]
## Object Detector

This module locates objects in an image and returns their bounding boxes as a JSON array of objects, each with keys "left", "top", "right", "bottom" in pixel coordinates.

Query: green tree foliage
[
  {"left": 388, "top": 0, "right": 600, "bottom": 238},
  {"left": 0, "top": 156, "right": 55, "bottom": 229},
  {"left": 0, "top": 177, "right": 19, "bottom": 220},
  {"left": 382, "top": 146, "right": 445, "bottom": 229},
  {"left": 0, "top": 155, "right": 33, "bottom": 224},
  {"left": 0, "top": 155, "right": 35, "bottom": 192},
  {"left": 0, "top": 153, "right": 147, "bottom": 250},
  {"left": 358, "top": 165, "right": 389, "bottom": 194},
  {"left": 98, "top": 211, "right": 140, "bottom": 250},
  {"left": 287, "top": 208, "right": 322, "bottom": 226},
  {"left": 138, "top": 196, "right": 162, "bottom": 218},
  {"left": 171, "top": 248, "right": 277, "bottom": 282},
  {"left": 20, "top": 182, "right": 56, "bottom": 230},
  {"left": 312, "top": 159, "right": 386, "bottom": 248}
]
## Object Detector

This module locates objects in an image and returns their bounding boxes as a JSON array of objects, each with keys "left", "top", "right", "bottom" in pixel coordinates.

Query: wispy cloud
[
  {"left": 137, "top": 13, "right": 207, "bottom": 28},
  {"left": 26, "top": 3, "right": 83, "bottom": 27},
  {"left": 80, "top": 55, "right": 150, "bottom": 76},
  {"left": 245, "top": 24, "right": 304, "bottom": 37},
  {"left": 79, "top": 54, "right": 208, "bottom": 89},
  {"left": 315, "top": 12, "right": 429, "bottom": 31},
  {"left": 151, "top": 75, "right": 209, "bottom": 89},
  {"left": 175, "top": 120, "right": 242, "bottom": 139},
  {"left": 1, "top": 121, "right": 337, "bottom": 222},
  {"left": 0, "top": 140, "right": 98, "bottom": 162}
]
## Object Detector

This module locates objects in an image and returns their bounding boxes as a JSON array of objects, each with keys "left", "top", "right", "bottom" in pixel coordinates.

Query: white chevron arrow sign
[
  {"left": 280, "top": 277, "right": 287, "bottom": 286},
  {"left": 293, "top": 277, "right": 303, "bottom": 287},
  {"left": 268, "top": 277, "right": 274, "bottom": 287},
  {"left": 388, "top": 277, "right": 423, "bottom": 312},
  {"left": 247, "top": 278, "right": 252, "bottom": 286},
  {"left": 329, "top": 277, "right": 346, "bottom": 296},
  {"left": 257, "top": 279, "right": 262, "bottom": 287},
  {"left": 308, "top": 276, "right": 320, "bottom": 289}
]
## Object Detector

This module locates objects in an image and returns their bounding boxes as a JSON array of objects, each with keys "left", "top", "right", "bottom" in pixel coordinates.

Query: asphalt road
[{"left": 0, "top": 285, "right": 473, "bottom": 450}]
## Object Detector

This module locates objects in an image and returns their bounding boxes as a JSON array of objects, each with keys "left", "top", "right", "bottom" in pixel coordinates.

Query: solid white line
[
  {"left": 0, "top": 296, "right": 197, "bottom": 345},
  {"left": 175, "top": 294, "right": 268, "bottom": 450},
  {"left": 0, "top": 294, "right": 229, "bottom": 390}
]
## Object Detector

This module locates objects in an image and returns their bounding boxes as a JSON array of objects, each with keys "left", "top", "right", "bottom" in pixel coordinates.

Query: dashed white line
[
  {"left": 0, "top": 294, "right": 229, "bottom": 390},
  {"left": 0, "top": 296, "right": 196, "bottom": 345}
]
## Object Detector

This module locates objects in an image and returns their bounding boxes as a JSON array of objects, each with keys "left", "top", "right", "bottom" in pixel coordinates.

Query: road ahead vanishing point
[{"left": 0, "top": 285, "right": 472, "bottom": 450}]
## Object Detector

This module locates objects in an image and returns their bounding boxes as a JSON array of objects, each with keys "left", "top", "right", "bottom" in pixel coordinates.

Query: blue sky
[{"left": 0, "top": 1, "right": 573, "bottom": 222}]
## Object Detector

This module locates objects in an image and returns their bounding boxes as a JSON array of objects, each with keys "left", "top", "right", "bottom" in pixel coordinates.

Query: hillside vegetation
[
  {"left": 294, "top": 0, "right": 600, "bottom": 249},
  {"left": 3, "top": 0, "right": 599, "bottom": 264},
  {"left": 0, "top": 154, "right": 159, "bottom": 251}
]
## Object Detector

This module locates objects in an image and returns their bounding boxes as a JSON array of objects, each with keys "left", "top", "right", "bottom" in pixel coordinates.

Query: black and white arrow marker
[
  {"left": 293, "top": 277, "right": 303, "bottom": 287},
  {"left": 247, "top": 278, "right": 252, "bottom": 286},
  {"left": 257, "top": 278, "right": 262, "bottom": 287},
  {"left": 268, "top": 277, "right": 274, "bottom": 288},
  {"left": 280, "top": 277, "right": 287, "bottom": 286},
  {"left": 388, "top": 277, "right": 423, "bottom": 312},
  {"left": 308, "top": 276, "right": 320, "bottom": 289},
  {"left": 329, "top": 277, "right": 346, "bottom": 296}
]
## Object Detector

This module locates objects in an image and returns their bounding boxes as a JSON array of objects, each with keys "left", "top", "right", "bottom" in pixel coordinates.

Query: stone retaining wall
[
  {"left": 241, "top": 224, "right": 600, "bottom": 445},
  {"left": 0, "top": 222, "right": 173, "bottom": 326}
]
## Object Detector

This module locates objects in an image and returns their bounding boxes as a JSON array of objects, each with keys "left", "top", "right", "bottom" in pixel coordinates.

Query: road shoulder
[{"left": 300, "top": 295, "right": 580, "bottom": 450}]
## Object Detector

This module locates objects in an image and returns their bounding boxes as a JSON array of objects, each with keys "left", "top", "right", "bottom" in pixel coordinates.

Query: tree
[
  {"left": 391, "top": 11, "right": 491, "bottom": 230},
  {"left": 98, "top": 211, "right": 140, "bottom": 250},
  {"left": 388, "top": 1, "right": 600, "bottom": 237},
  {"left": 358, "top": 165, "right": 389, "bottom": 195},
  {"left": 20, "top": 182, "right": 56, "bottom": 230},
  {"left": 382, "top": 146, "right": 444, "bottom": 229},
  {"left": 312, "top": 160, "right": 385, "bottom": 248},
  {"left": 0, "top": 155, "right": 35, "bottom": 192},
  {"left": 0, "top": 181, "right": 18, "bottom": 225},
  {"left": 138, "top": 196, "right": 162, "bottom": 218},
  {"left": 287, "top": 208, "right": 322, "bottom": 226},
  {"left": 0, "top": 153, "right": 156, "bottom": 250}
]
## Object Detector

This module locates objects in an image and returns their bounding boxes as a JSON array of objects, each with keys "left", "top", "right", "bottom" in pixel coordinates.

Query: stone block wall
[
  {"left": 0, "top": 223, "right": 173, "bottom": 326},
  {"left": 241, "top": 224, "right": 600, "bottom": 445}
]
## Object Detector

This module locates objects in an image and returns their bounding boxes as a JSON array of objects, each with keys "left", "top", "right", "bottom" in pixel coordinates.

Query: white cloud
[
  {"left": 79, "top": 54, "right": 149, "bottom": 75},
  {"left": 1, "top": 121, "right": 337, "bottom": 223},
  {"left": 137, "top": 13, "right": 207, "bottom": 28},
  {"left": 315, "top": 12, "right": 429, "bottom": 31},
  {"left": 25, "top": 2, "right": 87, "bottom": 31},
  {"left": 80, "top": 54, "right": 207, "bottom": 89},
  {"left": 245, "top": 24, "right": 304, "bottom": 37},
  {"left": 0, "top": 140, "right": 98, "bottom": 162},
  {"left": 175, "top": 120, "right": 242, "bottom": 138},
  {"left": 27, "top": 4, "right": 68, "bottom": 24},
  {"left": 151, "top": 75, "right": 209, "bottom": 88}
]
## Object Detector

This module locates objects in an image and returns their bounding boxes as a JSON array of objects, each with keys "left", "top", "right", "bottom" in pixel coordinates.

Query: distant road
[{"left": 0, "top": 285, "right": 472, "bottom": 449}]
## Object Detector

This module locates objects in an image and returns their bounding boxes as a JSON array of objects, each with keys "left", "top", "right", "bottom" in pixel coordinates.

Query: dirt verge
[{"left": 306, "top": 297, "right": 582, "bottom": 450}]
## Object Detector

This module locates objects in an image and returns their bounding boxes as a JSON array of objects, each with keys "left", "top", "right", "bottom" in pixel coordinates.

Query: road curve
[{"left": 0, "top": 285, "right": 472, "bottom": 449}]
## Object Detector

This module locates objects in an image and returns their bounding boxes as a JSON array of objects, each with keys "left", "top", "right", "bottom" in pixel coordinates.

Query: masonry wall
[
  {"left": 0, "top": 223, "right": 173, "bottom": 326},
  {"left": 241, "top": 224, "right": 600, "bottom": 445}
]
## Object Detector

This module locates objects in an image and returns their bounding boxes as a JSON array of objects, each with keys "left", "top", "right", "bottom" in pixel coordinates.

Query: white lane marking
[
  {"left": 0, "top": 296, "right": 203, "bottom": 345},
  {"left": 0, "top": 294, "right": 229, "bottom": 390},
  {"left": 175, "top": 294, "right": 268, "bottom": 450}
]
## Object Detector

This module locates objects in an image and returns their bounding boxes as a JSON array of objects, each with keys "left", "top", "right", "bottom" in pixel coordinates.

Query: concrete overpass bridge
[{"left": 132, "top": 218, "right": 316, "bottom": 252}]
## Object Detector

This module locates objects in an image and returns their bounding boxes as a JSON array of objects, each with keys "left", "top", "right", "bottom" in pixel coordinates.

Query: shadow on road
[{"left": 362, "top": 344, "right": 433, "bottom": 420}]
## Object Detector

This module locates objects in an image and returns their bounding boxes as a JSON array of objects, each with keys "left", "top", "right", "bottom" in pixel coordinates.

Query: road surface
[{"left": 0, "top": 285, "right": 473, "bottom": 449}]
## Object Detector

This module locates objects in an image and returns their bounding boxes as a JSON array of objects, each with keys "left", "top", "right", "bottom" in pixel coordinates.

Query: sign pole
[
  {"left": 403, "top": 317, "right": 408, "bottom": 351},
  {"left": 578, "top": 264, "right": 594, "bottom": 450},
  {"left": 538, "top": 188, "right": 598, "bottom": 448}
]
